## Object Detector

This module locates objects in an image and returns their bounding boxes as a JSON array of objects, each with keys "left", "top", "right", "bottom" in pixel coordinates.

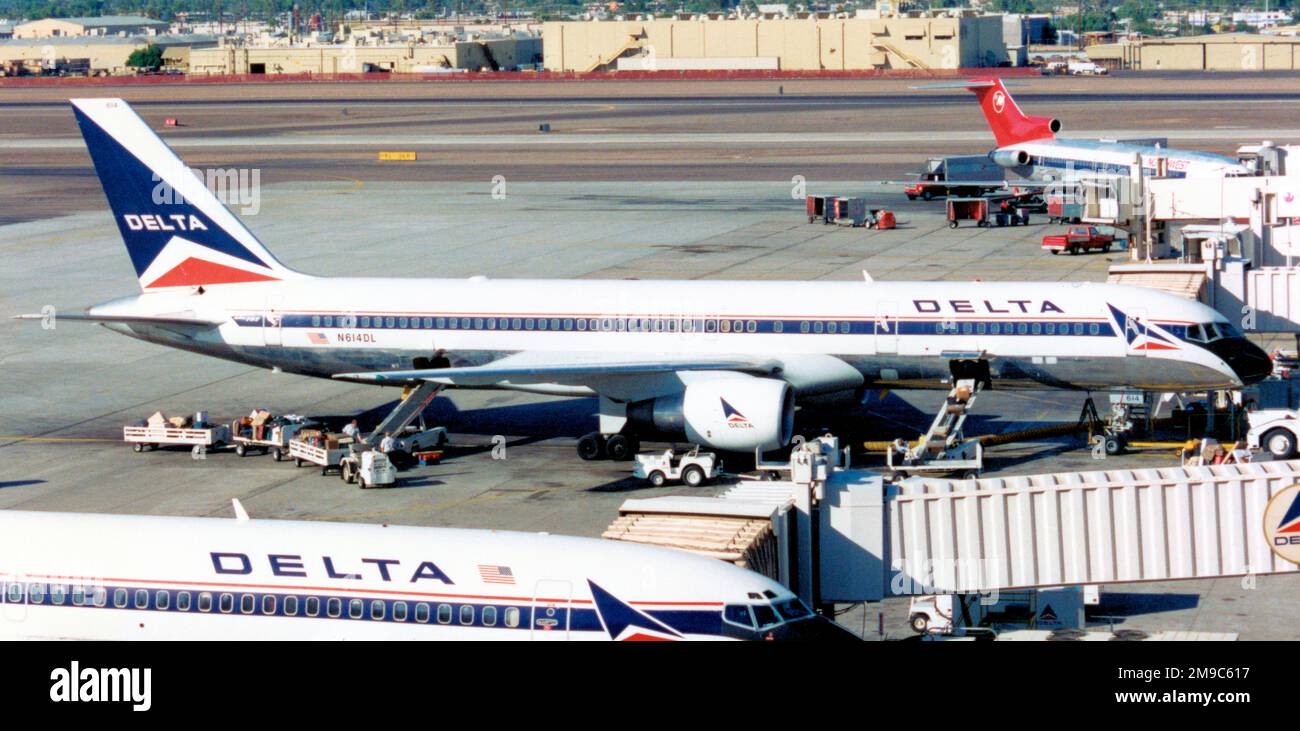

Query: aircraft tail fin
[
  {"left": 70, "top": 98, "right": 305, "bottom": 291},
  {"left": 917, "top": 78, "right": 1060, "bottom": 147}
]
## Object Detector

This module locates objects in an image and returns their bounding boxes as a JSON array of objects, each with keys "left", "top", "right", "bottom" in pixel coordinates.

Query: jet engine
[
  {"left": 626, "top": 377, "right": 795, "bottom": 452},
  {"left": 990, "top": 149, "right": 1031, "bottom": 168}
]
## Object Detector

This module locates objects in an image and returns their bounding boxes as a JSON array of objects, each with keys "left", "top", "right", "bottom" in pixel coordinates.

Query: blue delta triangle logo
[
  {"left": 1278, "top": 490, "right": 1300, "bottom": 535},
  {"left": 721, "top": 398, "right": 752, "bottom": 428}
]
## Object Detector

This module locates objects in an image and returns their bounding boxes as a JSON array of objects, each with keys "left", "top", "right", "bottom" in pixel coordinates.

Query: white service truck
[
  {"left": 390, "top": 425, "right": 449, "bottom": 456},
  {"left": 632, "top": 448, "right": 720, "bottom": 487},
  {"left": 1247, "top": 408, "right": 1300, "bottom": 458}
]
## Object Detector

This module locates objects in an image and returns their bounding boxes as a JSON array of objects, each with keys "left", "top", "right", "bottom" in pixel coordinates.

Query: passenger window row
[
  {"left": 299, "top": 315, "right": 859, "bottom": 335},
  {"left": 295, "top": 314, "right": 1113, "bottom": 338},
  {"left": 1, "top": 581, "right": 524, "bottom": 629},
  {"left": 933, "top": 321, "right": 1103, "bottom": 336}
]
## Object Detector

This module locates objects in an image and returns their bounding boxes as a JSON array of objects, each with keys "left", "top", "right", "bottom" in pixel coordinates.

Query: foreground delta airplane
[
  {"left": 20, "top": 99, "right": 1271, "bottom": 461},
  {"left": 0, "top": 508, "right": 852, "bottom": 640},
  {"left": 926, "top": 78, "right": 1251, "bottom": 180}
]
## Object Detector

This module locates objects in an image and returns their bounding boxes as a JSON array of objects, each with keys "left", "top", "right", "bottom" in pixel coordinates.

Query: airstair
[
  {"left": 887, "top": 378, "right": 984, "bottom": 477},
  {"left": 915, "top": 378, "right": 979, "bottom": 460},
  {"left": 364, "top": 381, "right": 444, "bottom": 448}
]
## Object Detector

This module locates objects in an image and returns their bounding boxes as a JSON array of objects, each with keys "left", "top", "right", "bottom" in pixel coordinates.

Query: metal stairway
[
  {"left": 365, "top": 381, "right": 444, "bottom": 447},
  {"left": 907, "top": 378, "right": 980, "bottom": 462}
]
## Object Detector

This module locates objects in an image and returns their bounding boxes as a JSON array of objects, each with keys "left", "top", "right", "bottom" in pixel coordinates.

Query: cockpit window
[
  {"left": 774, "top": 598, "right": 812, "bottom": 621},
  {"left": 1183, "top": 322, "right": 1239, "bottom": 344},
  {"left": 752, "top": 604, "right": 780, "bottom": 629},
  {"left": 723, "top": 604, "right": 755, "bottom": 629}
]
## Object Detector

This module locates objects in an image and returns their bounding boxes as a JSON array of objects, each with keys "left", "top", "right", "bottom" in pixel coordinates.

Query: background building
[
  {"left": 1089, "top": 32, "right": 1300, "bottom": 71},
  {"left": 542, "top": 12, "right": 1008, "bottom": 72},
  {"left": 0, "top": 34, "right": 214, "bottom": 76},
  {"left": 187, "top": 36, "right": 542, "bottom": 74},
  {"left": 13, "top": 15, "right": 168, "bottom": 39}
]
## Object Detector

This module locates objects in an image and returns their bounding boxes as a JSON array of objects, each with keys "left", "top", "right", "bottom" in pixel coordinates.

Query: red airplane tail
[{"left": 963, "top": 78, "right": 1060, "bottom": 147}]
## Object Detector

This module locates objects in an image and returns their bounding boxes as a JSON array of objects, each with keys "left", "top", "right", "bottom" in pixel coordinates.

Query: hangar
[
  {"left": 1089, "top": 32, "right": 1300, "bottom": 71},
  {"left": 542, "top": 12, "right": 1008, "bottom": 72}
]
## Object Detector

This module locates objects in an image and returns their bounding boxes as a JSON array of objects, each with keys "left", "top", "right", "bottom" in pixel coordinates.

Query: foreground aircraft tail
[
  {"left": 916, "top": 78, "right": 1060, "bottom": 147},
  {"left": 71, "top": 98, "right": 305, "bottom": 291}
]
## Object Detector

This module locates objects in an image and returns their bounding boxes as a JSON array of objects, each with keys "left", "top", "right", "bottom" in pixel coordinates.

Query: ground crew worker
[
  {"left": 379, "top": 432, "right": 396, "bottom": 454},
  {"left": 342, "top": 419, "right": 360, "bottom": 441}
]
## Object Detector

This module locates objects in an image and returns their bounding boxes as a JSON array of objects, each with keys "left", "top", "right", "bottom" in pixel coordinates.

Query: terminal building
[{"left": 542, "top": 12, "right": 1009, "bottom": 72}]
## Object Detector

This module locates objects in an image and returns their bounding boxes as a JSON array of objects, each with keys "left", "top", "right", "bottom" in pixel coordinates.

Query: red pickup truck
[{"left": 1041, "top": 226, "right": 1114, "bottom": 255}]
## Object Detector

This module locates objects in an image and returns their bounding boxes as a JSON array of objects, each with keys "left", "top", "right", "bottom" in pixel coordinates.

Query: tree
[{"left": 125, "top": 43, "right": 164, "bottom": 70}]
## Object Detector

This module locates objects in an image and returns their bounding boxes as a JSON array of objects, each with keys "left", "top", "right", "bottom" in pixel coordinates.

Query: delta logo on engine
[
  {"left": 721, "top": 398, "right": 753, "bottom": 429},
  {"left": 1264, "top": 484, "right": 1300, "bottom": 565}
]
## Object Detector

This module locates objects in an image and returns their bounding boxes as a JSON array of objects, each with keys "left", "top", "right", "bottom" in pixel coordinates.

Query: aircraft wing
[
  {"left": 334, "top": 352, "right": 782, "bottom": 387},
  {"left": 11, "top": 312, "right": 225, "bottom": 328},
  {"left": 910, "top": 80, "right": 1025, "bottom": 90}
]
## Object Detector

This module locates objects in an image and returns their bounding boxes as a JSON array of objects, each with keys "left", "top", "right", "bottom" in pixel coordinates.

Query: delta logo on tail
[
  {"left": 1107, "top": 303, "right": 1179, "bottom": 352},
  {"left": 72, "top": 100, "right": 286, "bottom": 290},
  {"left": 1264, "top": 485, "right": 1300, "bottom": 565},
  {"left": 721, "top": 398, "right": 753, "bottom": 429},
  {"left": 588, "top": 581, "right": 682, "bottom": 641}
]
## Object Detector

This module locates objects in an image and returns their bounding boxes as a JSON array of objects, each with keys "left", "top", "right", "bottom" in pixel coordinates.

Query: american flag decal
[
  {"left": 306, "top": 332, "right": 329, "bottom": 345},
  {"left": 478, "top": 565, "right": 515, "bottom": 584}
]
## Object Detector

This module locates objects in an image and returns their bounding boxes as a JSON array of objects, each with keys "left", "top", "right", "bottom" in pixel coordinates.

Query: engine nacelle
[
  {"left": 990, "top": 148, "right": 1031, "bottom": 168},
  {"left": 627, "top": 377, "right": 795, "bottom": 452}
]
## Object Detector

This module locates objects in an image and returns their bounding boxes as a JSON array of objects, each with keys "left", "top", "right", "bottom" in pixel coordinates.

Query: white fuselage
[
  {"left": 1003, "top": 138, "right": 1250, "bottom": 181},
  {"left": 90, "top": 276, "right": 1259, "bottom": 395},
  {"left": 0, "top": 510, "right": 842, "bottom": 641}
]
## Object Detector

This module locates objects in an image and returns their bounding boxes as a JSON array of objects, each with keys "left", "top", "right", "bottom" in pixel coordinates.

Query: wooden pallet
[{"left": 603, "top": 514, "right": 780, "bottom": 580}]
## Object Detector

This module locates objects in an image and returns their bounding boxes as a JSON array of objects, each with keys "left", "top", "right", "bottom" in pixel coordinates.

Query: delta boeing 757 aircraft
[{"left": 18, "top": 98, "right": 1271, "bottom": 462}]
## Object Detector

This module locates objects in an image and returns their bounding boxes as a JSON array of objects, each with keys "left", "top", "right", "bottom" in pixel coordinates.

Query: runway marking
[{"left": 269, "top": 174, "right": 365, "bottom": 206}]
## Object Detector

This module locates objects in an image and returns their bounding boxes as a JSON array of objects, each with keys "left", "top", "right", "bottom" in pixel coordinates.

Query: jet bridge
[
  {"left": 611, "top": 437, "right": 1300, "bottom": 606},
  {"left": 887, "top": 461, "right": 1300, "bottom": 596}
]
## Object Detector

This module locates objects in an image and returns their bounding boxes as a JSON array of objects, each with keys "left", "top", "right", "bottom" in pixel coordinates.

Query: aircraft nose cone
[
  {"left": 763, "top": 616, "right": 861, "bottom": 641},
  {"left": 1206, "top": 338, "right": 1273, "bottom": 385},
  {"left": 1228, "top": 340, "right": 1274, "bottom": 385}
]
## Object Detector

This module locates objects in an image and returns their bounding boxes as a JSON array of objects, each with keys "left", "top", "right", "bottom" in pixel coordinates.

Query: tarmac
[
  {"left": 3, "top": 178, "right": 1295, "bottom": 639},
  {"left": 2, "top": 73, "right": 1298, "bottom": 639}
]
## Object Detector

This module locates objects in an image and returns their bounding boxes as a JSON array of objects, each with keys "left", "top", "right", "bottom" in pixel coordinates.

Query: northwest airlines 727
[
  {"left": 18, "top": 99, "right": 1271, "bottom": 462},
  {"left": 923, "top": 78, "right": 1251, "bottom": 180}
]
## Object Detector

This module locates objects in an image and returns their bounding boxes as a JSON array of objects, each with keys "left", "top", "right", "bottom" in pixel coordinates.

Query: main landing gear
[{"left": 577, "top": 432, "right": 640, "bottom": 461}]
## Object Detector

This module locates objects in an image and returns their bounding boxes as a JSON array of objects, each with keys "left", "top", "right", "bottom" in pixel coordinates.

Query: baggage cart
[
  {"left": 123, "top": 423, "right": 230, "bottom": 453},
  {"left": 288, "top": 431, "right": 351, "bottom": 475},
  {"left": 946, "top": 197, "right": 989, "bottom": 228},
  {"left": 233, "top": 420, "right": 315, "bottom": 460}
]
